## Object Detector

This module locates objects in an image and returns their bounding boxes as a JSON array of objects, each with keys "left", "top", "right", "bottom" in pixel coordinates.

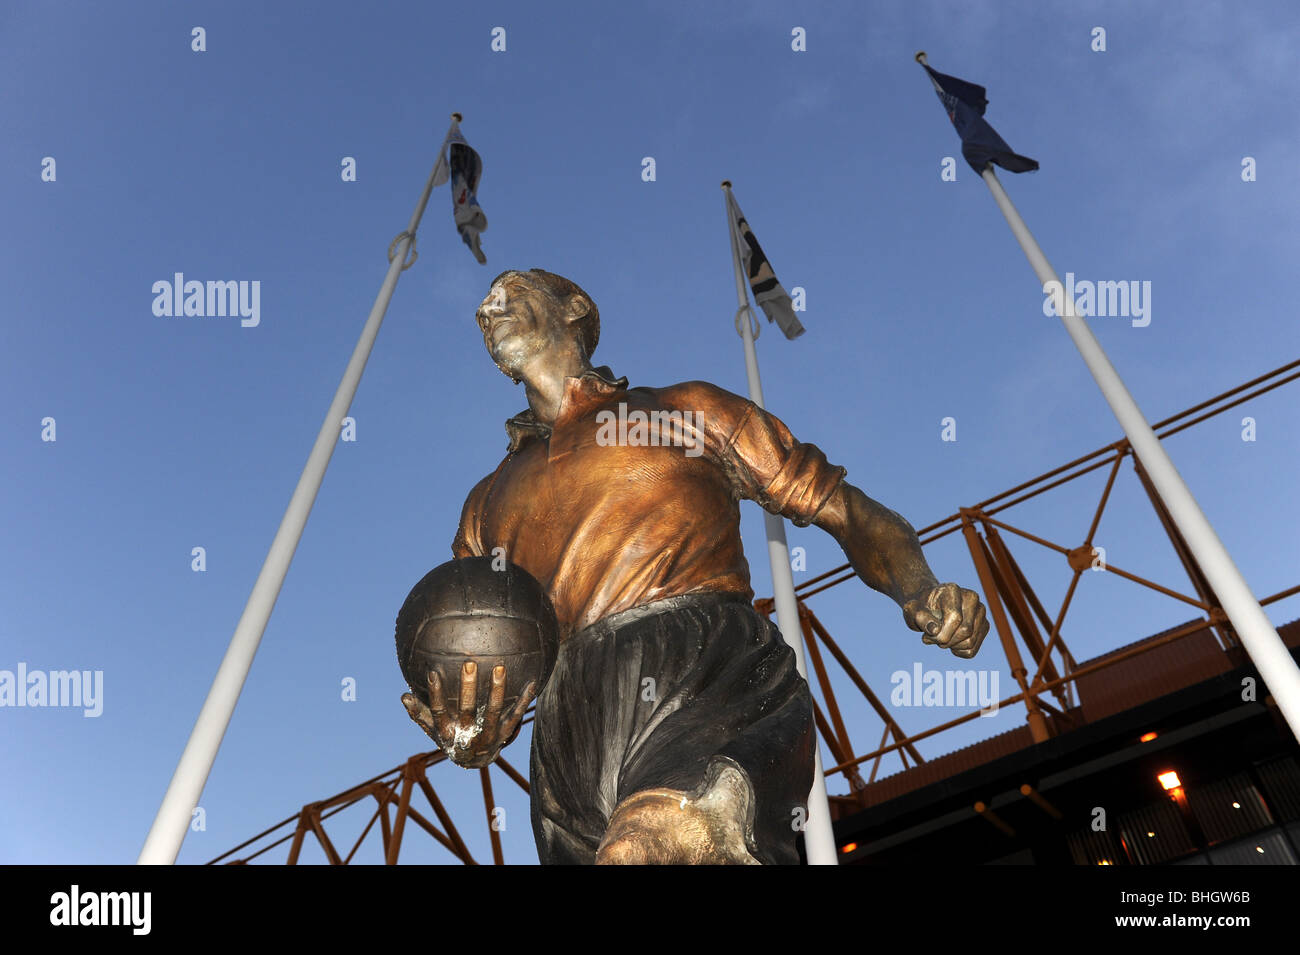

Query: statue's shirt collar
[{"left": 504, "top": 365, "right": 628, "bottom": 452}]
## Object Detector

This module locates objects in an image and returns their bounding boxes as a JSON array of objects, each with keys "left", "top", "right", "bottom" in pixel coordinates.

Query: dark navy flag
[{"left": 922, "top": 63, "right": 1038, "bottom": 174}]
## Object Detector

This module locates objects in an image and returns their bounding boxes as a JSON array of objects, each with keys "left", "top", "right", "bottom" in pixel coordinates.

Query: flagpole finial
[
  {"left": 451, "top": 112, "right": 463, "bottom": 122},
  {"left": 914, "top": 51, "right": 928, "bottom": 65},
  {"left": 721, "top": 180, "right": 732, "bottom": 189}
]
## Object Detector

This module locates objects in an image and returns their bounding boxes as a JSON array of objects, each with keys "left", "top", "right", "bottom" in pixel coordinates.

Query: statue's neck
[{"left": 521, "top": 353, "right": 592, "bottom": 427}]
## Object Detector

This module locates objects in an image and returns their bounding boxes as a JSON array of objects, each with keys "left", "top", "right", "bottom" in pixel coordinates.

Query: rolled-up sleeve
[{"left": 681, "top": 381, "right": 847, "bottom": 527}]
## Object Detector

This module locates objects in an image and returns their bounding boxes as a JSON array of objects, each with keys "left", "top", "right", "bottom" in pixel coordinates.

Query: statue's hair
[{"left": 488, "top": 268, "right": 600, "bottom": 358}]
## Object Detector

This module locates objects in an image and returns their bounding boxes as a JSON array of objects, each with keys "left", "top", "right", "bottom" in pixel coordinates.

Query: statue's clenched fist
[{"left": 902, "top": 582, "right": 989, "bottom": 659}]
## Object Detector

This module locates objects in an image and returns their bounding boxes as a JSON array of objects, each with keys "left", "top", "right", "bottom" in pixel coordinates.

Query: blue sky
[{"left": 3, "top": 0, "right": 1297, "bottom": 865}]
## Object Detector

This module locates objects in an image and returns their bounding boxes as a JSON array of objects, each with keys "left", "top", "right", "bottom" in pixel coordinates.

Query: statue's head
[{"left": 475, "top": 269, "right": 599, "bottom": 383}]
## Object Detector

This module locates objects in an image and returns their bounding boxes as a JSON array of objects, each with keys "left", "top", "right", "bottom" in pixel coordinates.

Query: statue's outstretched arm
[{"left": 813, "top": 482, "right": 989, "bottom": 659}]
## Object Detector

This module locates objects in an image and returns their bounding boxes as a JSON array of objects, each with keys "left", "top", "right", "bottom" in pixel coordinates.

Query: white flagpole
[
  {"left": 915, "top": 51, "right": 1300, "bottom": 740},
  {"left": 137, "top": 113, "right": 463, "bottom": 865},
  {"left": 977, "top": 164, "right": 1300, "bottom": 740},
  {"left": 722, "top": 181, "right": 839, "bottom": 865}
]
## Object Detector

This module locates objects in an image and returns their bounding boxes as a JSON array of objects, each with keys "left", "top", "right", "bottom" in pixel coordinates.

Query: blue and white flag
[{"left": 432, "top": 119, "right": 488, "bottom": 263}]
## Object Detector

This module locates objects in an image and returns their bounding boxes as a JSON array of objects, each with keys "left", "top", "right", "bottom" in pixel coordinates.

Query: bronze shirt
[{"left": 452, "top": 366, "right": 847, "bottom": 637}]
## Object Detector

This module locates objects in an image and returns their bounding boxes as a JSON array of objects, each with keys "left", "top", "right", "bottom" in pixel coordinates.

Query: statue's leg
[
  {"left": 598, "top": 598, "right": 814, "bottom": 865},
  {"left": 529, "top": 594, "right": 814, "bottom": 865},
  {"left": 595, "top": 758, "right": 760, "bottom": 865},
  {"left": 528, "top": 664, "right": 605, "bottom": 865}
]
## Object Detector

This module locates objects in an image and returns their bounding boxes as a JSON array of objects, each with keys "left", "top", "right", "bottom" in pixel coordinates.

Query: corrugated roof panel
[
  {"left": 841, "top": 618, "right": 1300, "bottom": 807},
  {"left": 1074, "top": 624, "right": 1231, "bottom": 722}
]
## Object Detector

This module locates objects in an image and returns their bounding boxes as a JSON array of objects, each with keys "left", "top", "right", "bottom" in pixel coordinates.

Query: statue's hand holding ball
[
  {"left": 396, "top": 557, "right": 559, "bottom": 768},
  {"left": 401, "top": 663, "right": 534, "bottom": 769}
]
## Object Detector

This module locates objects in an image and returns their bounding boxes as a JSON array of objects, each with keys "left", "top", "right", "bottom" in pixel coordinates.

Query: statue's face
[{"left": 475, "top": 273, "right": 569, "bottom": 380}]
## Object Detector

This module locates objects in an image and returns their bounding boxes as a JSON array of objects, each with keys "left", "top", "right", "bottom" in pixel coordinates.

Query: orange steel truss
[
  {"left": 208, "top": 748, "right": 532, "bottom": 865},
  {"left": 211, "top": 359, "right": 1300, "bottom": 864}
]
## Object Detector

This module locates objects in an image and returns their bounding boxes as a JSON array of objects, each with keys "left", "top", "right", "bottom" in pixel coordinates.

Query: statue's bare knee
[{"left": 595, "top": 761, "right": 761, "bottom": 865}]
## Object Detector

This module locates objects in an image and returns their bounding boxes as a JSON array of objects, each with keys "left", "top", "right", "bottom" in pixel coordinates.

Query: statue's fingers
[
  {"left": 402, "top": 692, "right": 441, "bottom": 740},
  {"left": 933, "top": 607, "right": 963, "bottom": 648},
  {"left": 930, "top": 584, "right": 965, "bottom": 639},
  {"left": 484, "top": 665, "right": 507, "bottom": 730},
  {"left": 950, "top": 595, "right": 982, "bottom": 644},
  {"left": 401, "top": 692, "right": 426, "bottom": 723},
  {"left": 910, "top": 605, "right": 942, "bottom": 638},
  {"left": 420, "top": 673, "right": 459, "bottom": 742},
  {"left": 459, "top": 661, "right": 478, "bottom": 719},
  {"left": 503, "top": 680, "right": 536, "bottom": 735},
  {"left": 933, "top": 582, "right": 962, "bottom": 615},
  {"left": 950, "top": 605, "right": 989, "bottom": 657},
  {"left": 427, "top": 671, "right": 448, "bottom": 715},
  {"left": 949, "top": 632, "right": 976, "bottom": 655}
]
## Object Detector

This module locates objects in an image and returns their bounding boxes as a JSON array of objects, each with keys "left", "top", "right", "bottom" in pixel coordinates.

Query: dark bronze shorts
[{"left": 528, "top": 592, "right": 815, "bottom": 864}]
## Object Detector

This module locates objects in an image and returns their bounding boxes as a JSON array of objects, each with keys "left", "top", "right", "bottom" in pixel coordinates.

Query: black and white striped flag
[{"left": 725, "top": 189, "right": 804, "bottom": 339}]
